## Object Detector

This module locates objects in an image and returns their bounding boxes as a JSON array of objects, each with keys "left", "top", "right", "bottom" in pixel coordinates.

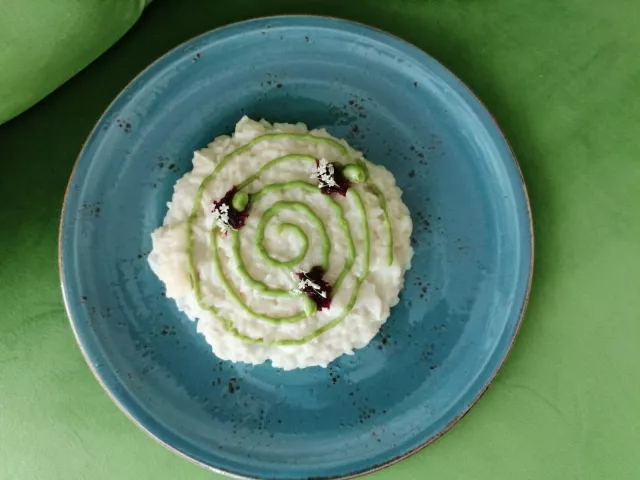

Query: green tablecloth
[
  {"left": 1, "top": 0, "right": 639, "bottom": 479},
  {"left": 0, "top": 0, "right": 148, "bottom": 124}
]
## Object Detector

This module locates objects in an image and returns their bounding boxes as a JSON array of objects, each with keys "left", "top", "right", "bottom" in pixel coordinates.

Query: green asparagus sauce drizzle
[
  {"left": 186, "top": 133, "right": 387, "bottom": 344},
  {"left": 256, "top": 200, "right": 330, "bottom": 270},
  {"left": 365, "top": 183, "right": 394, "bottom": 266}
]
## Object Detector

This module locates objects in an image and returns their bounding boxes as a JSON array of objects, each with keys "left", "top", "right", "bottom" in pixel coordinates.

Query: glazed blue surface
[{"left": 60, "top": 16, "right": 532, "bottom": 480}]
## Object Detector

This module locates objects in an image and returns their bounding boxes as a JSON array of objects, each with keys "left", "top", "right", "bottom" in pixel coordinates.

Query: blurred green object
[
  {"left": 0, "top": 0, "right": 639, "bottom": 479},
  {"left": 0, "top": 0, "right": 148, "bottom": 124}
]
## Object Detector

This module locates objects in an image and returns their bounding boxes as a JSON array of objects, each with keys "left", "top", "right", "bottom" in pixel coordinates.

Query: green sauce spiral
[{"left": 186, "top": 133, "right": 392, "bottom": 345}]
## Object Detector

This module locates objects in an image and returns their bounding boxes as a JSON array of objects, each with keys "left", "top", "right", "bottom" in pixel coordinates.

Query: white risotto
[{"left": 148, "top": 117, "right": 413, "bottom": 369}]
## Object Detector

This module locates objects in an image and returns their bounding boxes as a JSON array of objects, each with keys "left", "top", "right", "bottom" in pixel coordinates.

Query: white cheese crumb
[
  {"left": 211, "top": 203, "right": 232, "bottom": 233},
  {"left": 311, "top": 158, "right": 338, "bottom": 189},
  {"left": 290, "top": 272, "right": 327, "bottom": 298}
]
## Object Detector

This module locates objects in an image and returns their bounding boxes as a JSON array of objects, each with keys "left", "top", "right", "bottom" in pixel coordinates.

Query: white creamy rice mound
[{"left": 148, "top": 117, "right": 413, "bottom": 369}]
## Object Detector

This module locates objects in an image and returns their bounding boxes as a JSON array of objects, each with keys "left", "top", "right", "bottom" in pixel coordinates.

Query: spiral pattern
[
  {"left": 147, "top": 117, "right": 414, "bottom": 370},
  {"left": 183, "top": 129, "right": 394, "bottom": 346}
]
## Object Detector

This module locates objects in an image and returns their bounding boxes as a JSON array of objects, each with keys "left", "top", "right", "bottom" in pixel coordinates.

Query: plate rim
[{"left": 59, "top": 14, "right": 534, "bottom": 480}]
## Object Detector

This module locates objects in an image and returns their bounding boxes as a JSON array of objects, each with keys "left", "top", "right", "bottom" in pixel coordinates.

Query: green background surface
[
  {"left": 1, "top": 0, "right": 639, "bottom": 479},
  {"left": 0, "top": 0, "right": 149, "bottom": 125}
]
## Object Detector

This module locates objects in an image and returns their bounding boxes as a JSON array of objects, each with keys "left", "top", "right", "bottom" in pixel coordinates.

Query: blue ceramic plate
[{"left": 60, "top": 16, "right": 533, "bottom": 480}]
